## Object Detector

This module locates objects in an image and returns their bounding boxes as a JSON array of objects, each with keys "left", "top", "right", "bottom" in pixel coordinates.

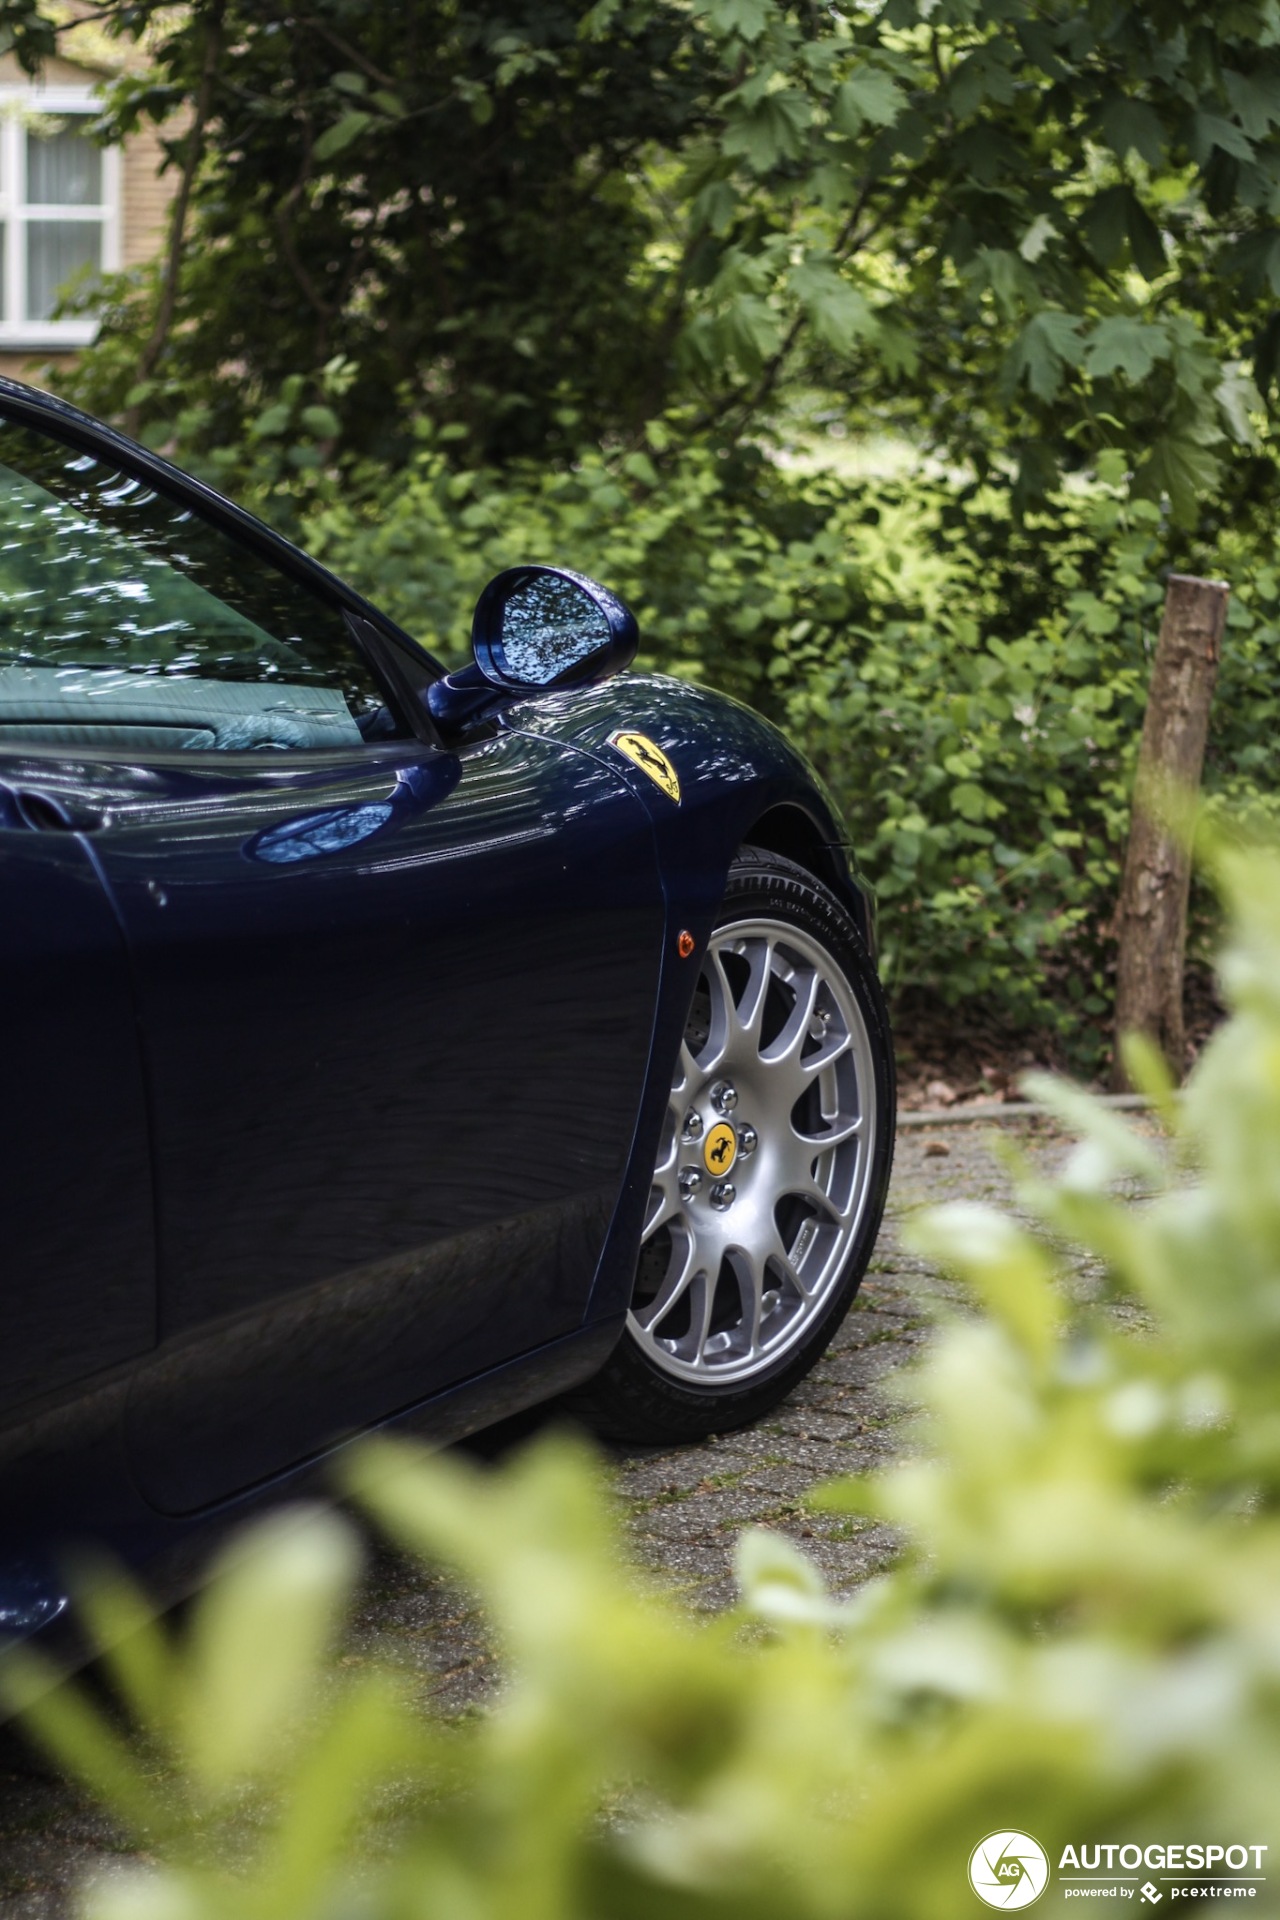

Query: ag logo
[
  {"left": 608, "top": 730, "right": 681, "bottom": 803},
  {"left": 968, "top": 1831, "right": 1050, "bottom": 1909}
]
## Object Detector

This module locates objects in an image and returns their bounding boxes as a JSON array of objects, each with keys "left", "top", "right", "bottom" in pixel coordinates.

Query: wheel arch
[{"left": 740, "top": 802, "right": 876, "bottom": 957}]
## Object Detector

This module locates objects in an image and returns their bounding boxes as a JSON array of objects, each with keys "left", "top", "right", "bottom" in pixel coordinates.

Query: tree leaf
[
  {"left": 1193, "top": 112, "right": 1255, "bottom": 164},
  {"left": 300, "top": 404, "right": 341, "bottom": 438},
  {"left": 790, "top": 258, "right": 876, "bottom": 353},
  {"left": 1006, "top": 310, "right": 1084, "bottom": 402},
  {"left": 706, "top": 0, "right": 770, "bottom": 41},
  {"left": 722, "top": 90, "right": 811, "bottom": 170},
  {"left": 313, "top": 110, "right": 374, "bottom": 161},
  {"left": 1019, "top": 213, "right": 1057, "bottom": 263},
  {"left": 1223, "top": 68, "right": 1280, "bottom": 141},
  {"left": 977, "top": 247, "right": 1037, "bottom": 316},
  {"left": 1126, "top": 197, "right": 1167, "bottom": 281},
  {"left": 1100, "top": 95, "right": 1165, "bottom": 168},
  {"left": 1221, "top": 229, "right": 1280, "bottom": 299},
  {"left": 831, "top": 67, "right": 907, "bottom": 136},
  {"left": 1216, "top": 365, "right": 1262, "bottom": 447},
  {"left": 949, "top": 43, "right": 1017, "bottom": 119},
  {"left": 1134, "top": 431, "right": 1222, "bottom": 525},
  {"left": 693, "top": 178, "right": 738, "bottom": 235},
  {"left": 1082, "top": 316, "right": 1170, "bottom": 383},
  {"left": 1082, "top": 185, "right": 1132, "bottom": 267}
]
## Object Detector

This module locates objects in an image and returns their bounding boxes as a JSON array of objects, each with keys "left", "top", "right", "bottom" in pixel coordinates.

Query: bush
[
  {"left": 299, "top": 431, "right": 1280, "bottom": 1065},
  {"left": 8, "top": 840, "right": 1280, "bottom": 1914}
]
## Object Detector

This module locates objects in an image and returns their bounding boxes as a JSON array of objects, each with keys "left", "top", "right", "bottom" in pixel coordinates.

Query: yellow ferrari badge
[
  {"left": 703, "top": 1122, "right": 737, "bottom": 1176},
  {"left": 608, "top": 730, "right": 681, "bottom": 803}
]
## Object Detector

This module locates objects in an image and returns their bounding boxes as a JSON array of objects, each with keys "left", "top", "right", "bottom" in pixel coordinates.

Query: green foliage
[
  {"left": 54, "top": 0, "right": 726, "bottom": 467},
  {"left": 26, "top": 0, "right": 1280, "bottom": 522},
  {"left": 9, "top": 844, "right": 1280, "bottom": 1913},
  {"left": 296, "top": 427, "right": 1280, "bottom": 1059}
]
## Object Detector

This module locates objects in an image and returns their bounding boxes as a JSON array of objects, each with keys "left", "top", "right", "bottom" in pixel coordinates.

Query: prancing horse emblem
[
  {"left": 608, "top": 730, "right": 681, "bottom": 803},
  {"left": 703, "top": 1122, "right": 737, "bottom": 1176}
]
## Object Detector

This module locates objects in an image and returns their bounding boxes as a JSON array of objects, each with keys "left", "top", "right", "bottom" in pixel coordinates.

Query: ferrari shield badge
[{"left": 608, "top": 730, "right": 681, "bottom": 802}]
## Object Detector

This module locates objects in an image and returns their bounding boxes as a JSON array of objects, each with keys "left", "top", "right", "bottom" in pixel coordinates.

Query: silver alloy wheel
[{"left": 628, "top": 917, "right": 878, "bottom": 1385}]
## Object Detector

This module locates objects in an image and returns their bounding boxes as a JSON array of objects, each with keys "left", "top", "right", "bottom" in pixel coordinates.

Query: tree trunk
[{"left": 1111, "top": 572, "right": 1229, "bottom": 1089}]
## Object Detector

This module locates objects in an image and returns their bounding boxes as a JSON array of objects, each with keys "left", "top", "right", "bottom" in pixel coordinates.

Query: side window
[{"left": 0, "top": 418, "right": 395, "bottom": 752}]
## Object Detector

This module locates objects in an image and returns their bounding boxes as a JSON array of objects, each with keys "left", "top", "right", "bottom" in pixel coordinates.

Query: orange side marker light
[{"left": 677, "top": 930, "right": 695, "bottom": 959}]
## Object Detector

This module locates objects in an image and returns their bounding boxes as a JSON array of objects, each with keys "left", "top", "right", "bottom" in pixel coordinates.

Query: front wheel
[{"left": 575, "top": 845, "right": 895, "bottom": 1444}]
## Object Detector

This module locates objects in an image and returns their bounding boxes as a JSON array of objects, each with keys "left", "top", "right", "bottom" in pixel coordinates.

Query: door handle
[{"left": 12, "top": 789, "right": 103, "bottom": 833}]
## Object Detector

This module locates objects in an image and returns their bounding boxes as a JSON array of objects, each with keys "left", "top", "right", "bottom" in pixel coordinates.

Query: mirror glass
[{"left": 498, "top": 573, "right": 611, "bottom": 685}]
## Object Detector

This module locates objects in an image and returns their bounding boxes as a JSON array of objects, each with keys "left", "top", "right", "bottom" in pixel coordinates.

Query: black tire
[{"left": 571, "top": 844, "right": 895, "bottom": 1445}]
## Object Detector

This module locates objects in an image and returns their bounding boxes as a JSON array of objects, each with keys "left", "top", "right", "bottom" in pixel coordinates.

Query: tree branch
[
  {"left": 297, "top": 15, "right": 398, "bottom": 91},
  {"left": 124, "top": 0, "right": 225, "bottom": 436}
]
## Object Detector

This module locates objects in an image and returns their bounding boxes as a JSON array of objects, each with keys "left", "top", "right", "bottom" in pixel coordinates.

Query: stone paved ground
[{"left": 0, "top": 1114, "right": 1142, "bottom": 1913}]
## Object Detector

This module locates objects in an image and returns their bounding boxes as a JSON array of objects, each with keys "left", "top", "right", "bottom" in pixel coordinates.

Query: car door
[
  {"left": 0, "top": 774, "right": 155, "bottom": 1420},
  {"left": 0, "top": 405, "right": 666, "bottom": 1514}
]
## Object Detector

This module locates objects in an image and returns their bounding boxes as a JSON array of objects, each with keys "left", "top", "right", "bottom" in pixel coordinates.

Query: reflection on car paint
[{"left": 247, "top": 801, "right": 396, "bottom": 864}]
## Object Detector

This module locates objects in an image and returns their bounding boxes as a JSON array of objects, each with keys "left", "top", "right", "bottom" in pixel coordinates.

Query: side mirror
[
  {"left": 473, "top": 566, "right": 638, "bottom": 689},
  {"left": 426, "top": 566, "right": 639, "bottom": 736}
]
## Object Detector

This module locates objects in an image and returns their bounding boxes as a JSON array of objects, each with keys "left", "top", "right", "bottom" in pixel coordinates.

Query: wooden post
[{"left": 1111, "top": 572, "right": 1229, "bottom": 1089}]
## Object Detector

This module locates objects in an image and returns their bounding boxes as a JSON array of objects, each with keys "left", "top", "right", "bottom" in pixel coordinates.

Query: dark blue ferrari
[{"left": 0, "top": 378, "right": 894, "bottom": 1637}]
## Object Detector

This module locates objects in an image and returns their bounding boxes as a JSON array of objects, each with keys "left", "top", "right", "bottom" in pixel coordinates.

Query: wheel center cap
[{"left": 703, "top": 1121, "right": 737, "bottom": 1176}]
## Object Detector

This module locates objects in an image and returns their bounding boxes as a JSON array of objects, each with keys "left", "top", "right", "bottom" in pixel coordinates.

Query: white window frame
[{"left": 0, "top": 83, "right": 120, "bottom": 348}]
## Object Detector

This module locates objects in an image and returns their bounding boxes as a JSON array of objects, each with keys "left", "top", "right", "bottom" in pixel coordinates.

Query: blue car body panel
[{"left": 0, "top": 378, "right": 872, "bottom": 1639}]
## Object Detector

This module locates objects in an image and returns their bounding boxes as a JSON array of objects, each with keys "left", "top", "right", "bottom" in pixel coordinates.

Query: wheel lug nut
[
  {"left": 737, "top": 1124, "right": 758, "bottom": 1158},
  {"left": 710, "top": 1080, "right": 738, "bottom": 1115},
  {"left": 681, "top": 1108, "right": 703, "bottom": 1142},
  {"left": 679, "top": 1167, "right": 703, "bottom": 1201},
  {"left": 710, "top": 1181, "right": 736, "bottom": 1210}
]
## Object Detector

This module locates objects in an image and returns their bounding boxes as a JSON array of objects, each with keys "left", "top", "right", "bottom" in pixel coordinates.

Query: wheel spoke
[
  {"left": 633, "top": 1227, "right": 699, "bottom": 1334},
  {"left": 730, "top": 937, "right": 773, "bottom": 1047},
  {"left": 758, "top": 969, "right": 822, "bottom": 1104},
  {"left": 688, "top": 1268, "right": 717, "bottom": 1363},
  {"left": 785, "top": 1177, "right": 852, "bottom": 1224},
  {"left": 793, "top": 1111, "right": 863, "bottom": 1151},
  {"left": 798, "top": 1028, "right": 854, "bottom": 1082},
  {"left": 671, "top": 1041, "right": 698, "bottom": 1100},
  {"left": 654, "top": 1111, "right": 680, "bottom": 1179},
  {"left": 643, "top": 1177, "right": 680, "bottom": 1239},
  {"left": 699, "top": 938, "right": 771, "bottom": 1072},
  {"left": 728, "top": 1244, "right": 766, "bottom": 1352}
]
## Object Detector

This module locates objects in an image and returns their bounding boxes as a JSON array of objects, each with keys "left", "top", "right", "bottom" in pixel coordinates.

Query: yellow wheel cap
[
  {"left": 608, "top": 730, "right": 680, "bottom": 802},
  {"left": 703, "top": 1121, "right": 737, "bottom": 1175}
]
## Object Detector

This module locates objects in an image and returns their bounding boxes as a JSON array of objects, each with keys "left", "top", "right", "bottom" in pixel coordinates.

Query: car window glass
[{"left": 0, "top": 418, "right": 393, "bottom": 752}]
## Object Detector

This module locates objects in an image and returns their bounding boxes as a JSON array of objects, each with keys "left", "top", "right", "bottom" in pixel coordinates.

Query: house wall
[{"left": 0, "top": 50, "right": 173, "bottom": 386}]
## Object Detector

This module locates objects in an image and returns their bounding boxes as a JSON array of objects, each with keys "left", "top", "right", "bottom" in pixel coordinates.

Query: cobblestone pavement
[{"left": 0, "top": 1114, "right": 1134, "bottom": 1913}]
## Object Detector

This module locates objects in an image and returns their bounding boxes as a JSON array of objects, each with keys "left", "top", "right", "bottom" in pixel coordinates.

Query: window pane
[
  {"left": 0, "top": 420, "right": 393, "bottom": 751},
  {"left": 26, "top": 220, "right": 101, "bottom": 320},
  {"left": 26, "top": 123, "right": 101, "bottom": 205}
]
